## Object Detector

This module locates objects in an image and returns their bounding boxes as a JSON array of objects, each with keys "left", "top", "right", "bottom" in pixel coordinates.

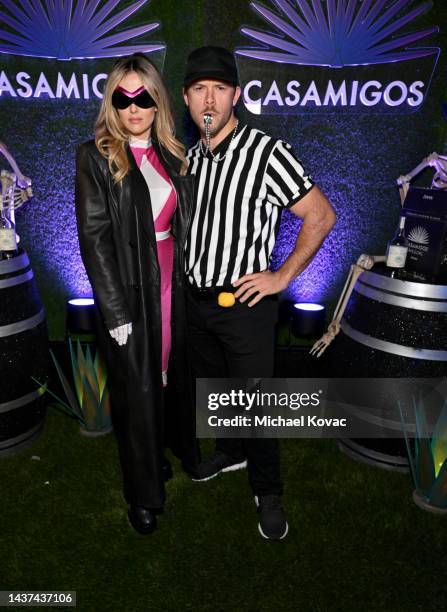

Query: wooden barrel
[
  {"left": 327, "top": 264, "right": 447, "bottom": 471},
  {"left": 0, "top": 250, "right": 48, "bottom": 456}
]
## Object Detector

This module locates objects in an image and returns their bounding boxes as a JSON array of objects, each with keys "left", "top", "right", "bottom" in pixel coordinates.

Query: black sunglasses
[{"left": 112, "top": 86, "right": 156, "bottom": 110}]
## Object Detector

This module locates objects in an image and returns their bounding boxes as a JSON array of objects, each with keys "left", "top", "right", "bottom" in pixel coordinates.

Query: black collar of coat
[
  {"left": 125, "top": 139, "right": 157, "bottom": 245},
  {"left": 153, "top": 137, "right": 183, "bottom": 176}
]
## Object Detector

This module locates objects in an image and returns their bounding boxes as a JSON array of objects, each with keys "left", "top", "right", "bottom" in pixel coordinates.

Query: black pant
[{"left": 186, "top": 290, "right": 283, "bottom": 496}]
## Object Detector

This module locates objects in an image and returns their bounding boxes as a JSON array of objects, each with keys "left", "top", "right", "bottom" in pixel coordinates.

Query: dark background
[{"left": 0, "top": 0, "right": 446, "bottom": 338}]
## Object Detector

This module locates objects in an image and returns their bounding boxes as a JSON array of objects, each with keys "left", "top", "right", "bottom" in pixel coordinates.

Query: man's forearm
[
  {"left": 233, "top": 187, "right": 336, "bottom": 306},
  {"left": 277, "top": 212, "right": 335, "bottom": 285}
]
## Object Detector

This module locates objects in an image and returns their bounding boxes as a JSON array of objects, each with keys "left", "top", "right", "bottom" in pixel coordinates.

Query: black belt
[
  {"left": 187, "top": 284, "right": 235, "bottom": 300},
  {"left": 186, "top": 283, "right": 278, "bottom": 303}
]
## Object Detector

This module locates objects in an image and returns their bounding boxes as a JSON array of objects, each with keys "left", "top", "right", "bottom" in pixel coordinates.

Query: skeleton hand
[
  {"left": 109, "top": 322, "right": 132, "bottom": 346},
  {"left": 430, "top": 153, "right": 447, "bottom": 190},
  {"left": 397, "top": 152, "right": 447, "bottom": 204},
  {"left": 309, "top": 321, "right": 341, "bottom": 357},
  {"left": 356, "top": 254, "right": 386, "bottom": 270},
  {"left": 310, "top": 253, "right": 385, "bottom": 358}
]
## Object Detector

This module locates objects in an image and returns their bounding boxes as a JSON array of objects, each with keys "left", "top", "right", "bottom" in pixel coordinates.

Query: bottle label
[
  {"left": 387, "top": 245, "right": 407, "bottom": 268},
  {"left": 0, "top": 228, "right": 17, "bottom": 251}
]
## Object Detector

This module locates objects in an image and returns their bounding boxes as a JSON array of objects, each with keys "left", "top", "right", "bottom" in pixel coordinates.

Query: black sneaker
[
  {"left": 190, "top": 450, "right": 247, "bottom": 482},
  {"left": 254, "top": 495, "right": 289, "bottom": 540}
]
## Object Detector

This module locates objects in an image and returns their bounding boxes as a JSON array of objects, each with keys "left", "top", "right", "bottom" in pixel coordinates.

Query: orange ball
[{"left": 217, "top": 292, "right": 236, "bottom": 308}]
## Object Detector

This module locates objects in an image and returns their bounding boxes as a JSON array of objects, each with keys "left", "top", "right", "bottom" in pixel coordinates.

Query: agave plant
[
  {"left": 401, "top": 397, "right": 447, "bottom": 513},
  {"left": 47, "top": 338, "right": 112, "bottom": 435},
  {"left": 0, "top": 0, "right": 164, "bottom": 59},
  {"left": 237, "top": 0, "right": 439, "bottom": 67}
]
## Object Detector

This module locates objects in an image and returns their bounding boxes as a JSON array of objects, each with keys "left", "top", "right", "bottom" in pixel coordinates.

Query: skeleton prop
[
  {"left": 311, "top": 151, "right": 447, "bottom": 358},
  {"left": 309, "top": 254, "right": 386, "bottom": 358},
  {"left": 0, "top": 141, "right": 33, "bottom": 219},
  {"left": 397, "top": 152, "right": 447, "bottom": 205}
]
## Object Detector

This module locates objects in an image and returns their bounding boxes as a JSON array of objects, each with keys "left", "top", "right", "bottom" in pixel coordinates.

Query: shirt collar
[{"left": 129, "top": 136, "right": 152, "bottom": 149}]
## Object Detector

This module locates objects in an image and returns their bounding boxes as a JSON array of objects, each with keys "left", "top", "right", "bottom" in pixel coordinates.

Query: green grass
[{"left": 1, "top": 406, "right": 446, "bottom": 612}]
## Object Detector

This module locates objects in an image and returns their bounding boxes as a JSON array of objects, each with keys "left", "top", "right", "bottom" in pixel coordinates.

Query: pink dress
[{"left": 129, "top": 138, "right": 176, "bottom": 386}]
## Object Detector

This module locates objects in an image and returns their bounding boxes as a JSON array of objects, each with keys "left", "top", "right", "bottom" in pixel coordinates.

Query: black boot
[{"left": 127, "top": 505, "right": 157, "bottom": 535}]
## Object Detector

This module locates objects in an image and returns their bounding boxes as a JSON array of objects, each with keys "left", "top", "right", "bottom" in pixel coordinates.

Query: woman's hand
[{"left": 109, "top": 323, "right": 133, "bottom": 346}]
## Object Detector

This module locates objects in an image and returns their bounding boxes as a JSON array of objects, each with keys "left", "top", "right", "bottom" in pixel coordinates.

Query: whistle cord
[{"left": 200, "top": 117, "right": 239, "bottom": 163}]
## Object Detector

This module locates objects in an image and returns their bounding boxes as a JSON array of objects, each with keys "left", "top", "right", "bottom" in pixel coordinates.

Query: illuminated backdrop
[{"left": 0, "top": 0, "right": 446, "bottom": 337}]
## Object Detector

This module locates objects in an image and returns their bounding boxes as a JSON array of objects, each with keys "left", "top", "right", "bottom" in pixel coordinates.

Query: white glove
[{"left": 109, "top": 322, "right": 133, "bottom": 346}]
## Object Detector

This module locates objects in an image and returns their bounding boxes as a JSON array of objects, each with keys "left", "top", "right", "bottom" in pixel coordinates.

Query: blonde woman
[{"left": 75, "top": 54, "right": 199, "bottom": 535}]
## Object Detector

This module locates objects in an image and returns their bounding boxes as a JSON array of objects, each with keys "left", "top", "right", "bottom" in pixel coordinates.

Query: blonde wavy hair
[{"left": 95, "top": 54, "right": 186, "bottom": 182}]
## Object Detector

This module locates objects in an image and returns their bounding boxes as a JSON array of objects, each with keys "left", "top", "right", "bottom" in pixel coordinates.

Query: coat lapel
[
  {"left": 151, "top": 139, "right": 182, "bottom": 176},
  {"left": 125, "top": 143, "right": 157, "bottom": 245},
  {"left": 124, "top": 139, "right": 195, "bottom": 248},
  {"left": 151, "top": 139, "right": 196, "bottom": 247}
]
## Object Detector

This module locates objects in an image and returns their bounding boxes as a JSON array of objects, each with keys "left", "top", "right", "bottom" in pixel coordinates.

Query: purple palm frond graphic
[
  {"left": 0, "top": 0, "right": 165, "bottom": 60},
  {"left": 237, "top": 0, "right": 439, "bottom": 67}
]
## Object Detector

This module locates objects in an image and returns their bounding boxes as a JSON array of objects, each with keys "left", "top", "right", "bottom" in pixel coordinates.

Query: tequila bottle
[
  {"left": 0, "top": 205, "right": 18, "bottom": 259},
  {"left": 386, "top": 216, "right": 408, "bottom": 271}
]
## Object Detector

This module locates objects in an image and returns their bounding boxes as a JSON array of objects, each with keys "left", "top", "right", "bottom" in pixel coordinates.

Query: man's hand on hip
[{"left": 233, "top": 270, "right": 289, "bottom": 307}]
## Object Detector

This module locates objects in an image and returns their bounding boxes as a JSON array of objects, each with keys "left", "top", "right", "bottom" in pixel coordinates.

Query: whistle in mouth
[{"left": 203, "top": 114, "right": 213, "bottom": 125}]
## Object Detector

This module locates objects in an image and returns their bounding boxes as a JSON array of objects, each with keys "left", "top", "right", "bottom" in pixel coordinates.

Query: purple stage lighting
[
  {"left": 294, "top": 303, "right": 325, "bottom": 312},
  {"left": 292, "top": 302, "right": 326, "bottom": 339},
  {"left": 68, "top": 298, "right": 94, "bottom": 307},
  {"left": 66, "top": 297, "right": 96, "bottom": 336}
]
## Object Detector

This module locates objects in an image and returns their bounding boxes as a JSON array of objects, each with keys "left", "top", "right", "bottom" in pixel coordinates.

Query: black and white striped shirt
[{"left": 185, "top": 124, "right": 314, "bottom": 288}]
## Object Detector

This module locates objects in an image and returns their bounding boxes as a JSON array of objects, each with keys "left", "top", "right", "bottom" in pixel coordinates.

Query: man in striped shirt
[{"left": 183, "top": 46, "right": 336, "bottom": 540}]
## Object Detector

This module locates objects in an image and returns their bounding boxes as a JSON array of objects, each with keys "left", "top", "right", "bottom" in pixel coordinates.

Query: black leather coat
[{"left": 75, "top": 138, "right": 198, "bottom": 508}]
